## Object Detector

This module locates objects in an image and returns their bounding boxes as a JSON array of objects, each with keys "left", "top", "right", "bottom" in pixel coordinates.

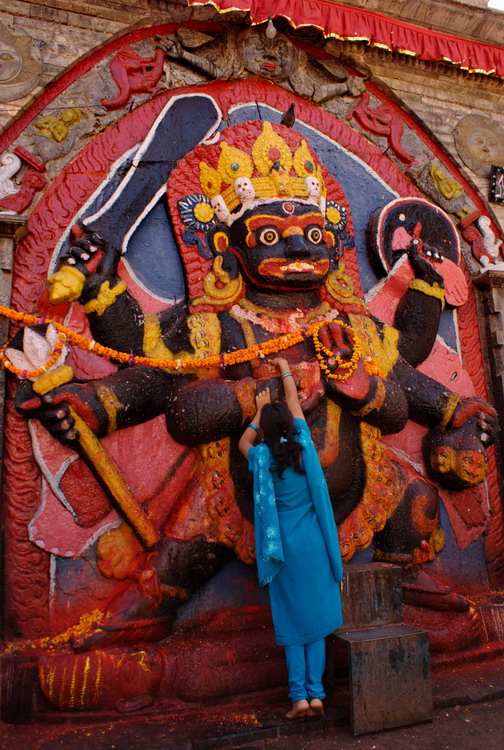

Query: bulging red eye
[
  {"left": 258, "top": 227, "right": 280, "bottom": 246},
  {"left": 306, "top": 226, "right": 323, "bottom": 244}
]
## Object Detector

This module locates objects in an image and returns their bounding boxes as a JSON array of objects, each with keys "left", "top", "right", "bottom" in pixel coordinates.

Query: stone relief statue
[
  {"left": 0, "top": 21, "right": 41, "bottom": 102},
  {"left": 158, "top": 25, "right": 365, "bottom": 101},
  {"left": 455, "top": 114, "right": 504, "bottom": 178},
  {"left": 9, "top": 117, "right": 496, "bottom": 671},
  {"left": 0, "top": 19, "right": 502, "bottom": 714}
]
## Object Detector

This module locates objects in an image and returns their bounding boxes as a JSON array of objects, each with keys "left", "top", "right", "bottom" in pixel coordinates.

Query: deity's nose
[{"left": 283, "top": 231, "right": 310, "bottom": 256}]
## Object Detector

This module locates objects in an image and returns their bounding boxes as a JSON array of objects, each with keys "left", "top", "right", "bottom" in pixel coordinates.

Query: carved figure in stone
[
  {"left": 14, "top": 120, "right": 497, "bottom": 666},
  {"left": 459, "top": 211, "right": 504, "bottom": 270},
  {"left": 0, "top": 167, "right": 46, "bottom": 214},
  {"left": 159, "top": 26, "right": 365, "bottom": 102},
  {"left": 347, "top": 91, "right": 416, "bottom": 165},
  {"left": 429, "top": 165, "right": 463, "bottom": 202},
  {"left": 34, "top": 108, "right": 82, "bottom": 143},
  {"left": 455, "top": 115, "right": 504, "bottom": 178},
  {"left": 476, "top": 215, "right": 503, "bottom": 263},
  {"left": 424, "top": 418, "right": 489, "bottom": 491},
  {"left": 101, "top": 46, "right": 166, "bottom": 110},
  {"left": 0, "top": 21, "right": 41, "bottom": 102}
]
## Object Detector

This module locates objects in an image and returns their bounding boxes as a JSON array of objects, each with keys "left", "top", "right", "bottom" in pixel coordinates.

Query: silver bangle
[{"left": 281, "top": 372, "right": 293, "bottom": 380}]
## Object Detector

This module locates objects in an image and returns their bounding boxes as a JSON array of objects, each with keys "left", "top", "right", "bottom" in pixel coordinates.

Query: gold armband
[
  {"left": 95, "top": 383, "right": 125, "bottom": 434},
  {"left": 408, "top": 279, "right": 446, "bottom": 311},
  {"left": 32, "top": 365, "right": 75, "bottom": 395},
  {"left": 352, "top": 379, "right": 387, "bottom": 418},
  {"left": 437, "top": 392, "right": 461, "bottom": 431},
  {"left": 83, "top": 280, "right": 127, "bottom": 316}
]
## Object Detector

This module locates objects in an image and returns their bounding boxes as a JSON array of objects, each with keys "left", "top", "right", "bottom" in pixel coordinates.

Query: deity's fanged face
[{"left": 228, "top": 201, "right": 333, "bottom": 290}]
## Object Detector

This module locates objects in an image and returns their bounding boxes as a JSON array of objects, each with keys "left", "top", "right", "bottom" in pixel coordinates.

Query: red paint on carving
[
  {"left": 4, "top": 72, "right": 503, "bottom": 643},
  {"left": 13, "top": 146, "right": 46, "bottom": 172},
  {"left": 101, "top": 47, "right": 166, "bottom": 110},
  {"left": 347, "top": 90, "right": 416, "bottom": 165},
  {"left": 0, "top": 170, "right": 46, "bottom": 213}
]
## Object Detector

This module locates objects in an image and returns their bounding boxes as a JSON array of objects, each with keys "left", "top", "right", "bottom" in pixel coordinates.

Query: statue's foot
[
  {"left": 403, "top": 604, "right": 482, "bottom": 652},
  {"left": 72, "top": 614, "right": 175, "bottom": 651},
  {"left": 401, "top": 568, "right": 470, "bottom": 612},
  {"left": 71, "top": 574, "right": 179, "bottom": 651}
]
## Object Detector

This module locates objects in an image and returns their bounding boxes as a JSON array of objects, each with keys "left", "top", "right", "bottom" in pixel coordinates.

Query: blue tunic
[{"left": 248, "top": 419, "right": 343, "bottom": 646}]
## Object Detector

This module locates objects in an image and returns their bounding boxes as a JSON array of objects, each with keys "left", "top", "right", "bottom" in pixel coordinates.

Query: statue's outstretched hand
[
  {"left": 15, "top": 379, "right": 104, "bottom": 448},
  {"left": 451, "top": 398, "right": 498, "bottom": 446},
  {"left": 48, "top": 229, "right": 121, "bottom": 305},
  {"left": 317, "top": 322, "right": 371, "bottom": 402}
]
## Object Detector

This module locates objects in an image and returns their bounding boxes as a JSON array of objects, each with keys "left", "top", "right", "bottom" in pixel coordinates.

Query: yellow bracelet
[
  {"left": 409, "top": 279, "right": 446, "bottom": 311},
  {"left": 437, "top": 393, "right": 461, "bottom": 431},
  {"left": 83, "top": 280, "right": 127, "bottom": 316}
]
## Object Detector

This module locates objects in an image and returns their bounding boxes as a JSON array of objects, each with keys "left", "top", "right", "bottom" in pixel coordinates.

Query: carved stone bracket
[{"left": 473, "top": 270, "right": 504, "bottom": 464}]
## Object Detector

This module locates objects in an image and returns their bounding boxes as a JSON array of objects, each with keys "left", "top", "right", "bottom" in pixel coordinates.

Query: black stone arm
[
  {"left": 349, "top": 376, "right": 409, "bottom": 435},
  {"left": 86, "top": 299, "right": 188, "bottom": 362},
  {"left": 89, "top": 366, "right": 175, "bottom": 434},
  {"left": 165, "top": 376, "right": 253, "bottom": 446},
  {"left": 392, "top": 357, "right": 460, "bottom": 429},
  {"left": 86, "top": 289, "right": 145, "bottom": 355},
  {"left": 394, "top": 286, "right": 444, "bottom": 368}
]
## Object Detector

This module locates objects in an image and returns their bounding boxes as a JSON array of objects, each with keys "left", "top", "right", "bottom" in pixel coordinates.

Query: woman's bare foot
[
  {"left": 285, "top": 699, "right": 310, "bottom": 719},
  {"left": 308, "top": 698, "right": 324, "bottom": 716}
]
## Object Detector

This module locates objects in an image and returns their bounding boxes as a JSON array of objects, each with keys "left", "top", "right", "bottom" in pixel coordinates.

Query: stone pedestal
[
  {"left": 334, "top": 563, "right": 433, "bottom": 736},
  {"left": 341, "top": 562, "right": 402, "bottom": 629}
]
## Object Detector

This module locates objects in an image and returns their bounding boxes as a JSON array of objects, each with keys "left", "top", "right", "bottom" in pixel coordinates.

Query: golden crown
[{"left": 198, "top": 122, "right": 327, "bottom": 225}]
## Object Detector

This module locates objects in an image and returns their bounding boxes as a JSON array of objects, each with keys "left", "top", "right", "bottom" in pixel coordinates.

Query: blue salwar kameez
[{"left": 248, "top": 418, "right": 343, "bottom": 701}]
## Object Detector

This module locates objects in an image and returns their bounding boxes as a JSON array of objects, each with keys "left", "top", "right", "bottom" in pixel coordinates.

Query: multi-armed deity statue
[{"left": 9, "top": 118, "right": 495, "bottom": 647}]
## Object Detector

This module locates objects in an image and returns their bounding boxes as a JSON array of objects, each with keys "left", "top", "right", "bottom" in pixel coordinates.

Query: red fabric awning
[{"left": 187, "top": 0, "right": 504, "bottom": 77}]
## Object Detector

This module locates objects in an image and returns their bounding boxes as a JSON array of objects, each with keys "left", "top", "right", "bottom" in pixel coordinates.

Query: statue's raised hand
[
  {"left": 48, "top": 229, "right": 120, "bottom": 305},
  {"left": 407, "top": 240, "right": 444, "bottom": 286},
  {"left": 317, "top": 322, "right": 371, "bottom": 404}
]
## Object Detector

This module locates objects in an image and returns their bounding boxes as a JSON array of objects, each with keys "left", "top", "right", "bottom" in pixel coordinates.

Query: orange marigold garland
[{"left": 0, "top": 303, "right": 371, "bottom": 382}]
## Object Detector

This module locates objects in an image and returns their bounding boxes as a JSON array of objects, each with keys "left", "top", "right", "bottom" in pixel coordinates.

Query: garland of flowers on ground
[{"left": 0, "top": 303, "right": 380, "bottom": 382}]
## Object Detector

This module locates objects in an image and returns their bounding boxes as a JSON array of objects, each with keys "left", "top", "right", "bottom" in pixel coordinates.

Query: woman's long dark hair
[{"left": 259, "top": 402, "right": 304, "bottom": 478}]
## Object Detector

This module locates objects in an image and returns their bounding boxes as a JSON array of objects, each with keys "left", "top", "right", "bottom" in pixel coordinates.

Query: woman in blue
[{"left": 239, "top": 357, "right": 343, "bottom": 720}]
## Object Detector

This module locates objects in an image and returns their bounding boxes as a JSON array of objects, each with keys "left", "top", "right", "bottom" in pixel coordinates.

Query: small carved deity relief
[
  {"left": 0, "top": 21, "right": 42, "bottom": 102},
  {"left": 159, "top": 25, "right": 365, "bottom": 104},
  {"left": 455, "top": 115, "right": 504, "bottom": 178},
  {"left": 241, "top": 27, "right": 297, "bottom": 80},
  {"left": 34, "top": 108, "right": 82, "bottom": 143}
]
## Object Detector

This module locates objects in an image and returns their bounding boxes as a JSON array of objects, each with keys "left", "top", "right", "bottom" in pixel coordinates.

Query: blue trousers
[{"left": 284, "top": 638, "right": 326, "bottom": 702}]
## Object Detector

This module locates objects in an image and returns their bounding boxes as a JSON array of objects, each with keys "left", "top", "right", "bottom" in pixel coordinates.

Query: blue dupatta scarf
[{"left": 249, "top": 420, "right": 343, "bottom": 587}]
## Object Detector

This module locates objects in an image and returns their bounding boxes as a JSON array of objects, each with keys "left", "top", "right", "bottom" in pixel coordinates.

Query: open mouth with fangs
[{"left": 258, "top": 258, "right": 330, "bottom": 278}]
